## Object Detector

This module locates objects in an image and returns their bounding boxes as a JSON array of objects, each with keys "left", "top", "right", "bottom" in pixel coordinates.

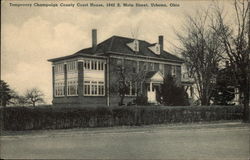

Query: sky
[{"left": 1, "top": 0, "right": 235, "bottom": 104}]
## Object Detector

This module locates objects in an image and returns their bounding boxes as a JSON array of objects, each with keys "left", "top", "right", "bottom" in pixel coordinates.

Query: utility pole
[{"left": 248, "top": 0, "right": 250, "bottom": 122}]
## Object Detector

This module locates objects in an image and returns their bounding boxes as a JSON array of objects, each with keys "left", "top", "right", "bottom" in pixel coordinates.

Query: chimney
[
  {"left": 92, "top": 29, "right": 97, "bottom": 52},
  {"left": 159, "top": 35, "right": 164, "bottom": 54}
]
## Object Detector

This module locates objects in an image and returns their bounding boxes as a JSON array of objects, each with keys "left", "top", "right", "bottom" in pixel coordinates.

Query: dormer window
[
  {"left": 127, "top": 39, "right": 139, "bottom": 52},
  {"left": 149, "top": 43, "right": 161, "bottom": 55},
  {"left": 155, "top": 44, "right": 160, "bottom": 53},
  {"left": 134, "top": 40, "right": 139, "bottom": 52}
]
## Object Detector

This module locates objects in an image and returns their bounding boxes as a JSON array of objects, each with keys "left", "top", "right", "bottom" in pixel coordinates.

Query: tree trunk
[
  {"left": 1, "top": 101, "right": 6, "bottom": 107},
  {"left": 242, "top": 83, "right": 250, "bottom": 122},
  {"left": 242, "top": 98, "right": 249, "bottom": 122},
  {"left": 120, "top": 94, "right": 125, "bottom": 106},
  {"left": 32, "top": 101, "right": 35, "bottom": 107},
  {"left": 200, "top": 89, "right": 210, "bottom": 105}
]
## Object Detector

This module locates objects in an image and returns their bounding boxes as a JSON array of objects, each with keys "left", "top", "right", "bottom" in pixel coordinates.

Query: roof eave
[
  {"left": 107, "top": 51, "right": 184, "bottom": 64},
  {"left": 47, "top": 53, "right": 107, "bottom": 62},
  {"left": 47, "top": 54, "right": 78, "bottom": 62}
]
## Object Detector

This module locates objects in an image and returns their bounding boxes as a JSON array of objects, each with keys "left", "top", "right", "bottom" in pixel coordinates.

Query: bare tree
[
  {"left": 109, "top": 58, "right": 147, "bottom": 106},
  {"left": 212, "top": 0, "right": 250, "bottom": 122},
  {"left": 109, "top": 58, "right": 128, "bottom": 105},
  {"left": 176, "top": 9, "right": 223, "bottom": 105},
  {"left": 25, "top": 88, "right": 44, "bottom": 107}
]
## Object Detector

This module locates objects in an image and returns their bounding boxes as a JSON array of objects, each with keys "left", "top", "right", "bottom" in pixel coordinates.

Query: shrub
[
  {"left": 161, "top": 75, "right": 189, "bottom": 106},
  {"left": 134, "top": 95, "right": 148, "bottom": 105},
  {"left": 0, "top": 105, "right": 243, "bottom": 131}
]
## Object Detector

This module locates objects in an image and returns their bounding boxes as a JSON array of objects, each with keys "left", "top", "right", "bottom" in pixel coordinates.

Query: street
[{"left": 1, "top": 122, "right": 249, "bottom": 159}]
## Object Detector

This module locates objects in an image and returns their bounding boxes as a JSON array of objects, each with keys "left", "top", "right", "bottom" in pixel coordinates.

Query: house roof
[{"left": 48, "top": 35, "right": 184, "bottom": 63}]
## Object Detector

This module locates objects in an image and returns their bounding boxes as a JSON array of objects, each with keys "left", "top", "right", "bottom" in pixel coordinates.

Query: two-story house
[{"left": 48, "top": 29, "right": 184, "bottom": 107}]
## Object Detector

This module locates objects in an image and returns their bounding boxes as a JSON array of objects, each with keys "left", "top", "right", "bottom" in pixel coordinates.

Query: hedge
[{"left": 0, "top": 105, "right": 243, "bottom": 131}]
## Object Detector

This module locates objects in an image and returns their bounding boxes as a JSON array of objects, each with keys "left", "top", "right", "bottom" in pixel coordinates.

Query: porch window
[
  {"left": 98, "top": 61, "right": 104, "bottom": 70},
  {"left": 91, "top": 81, "right": 98, "bottom": 95},
  {"left": 84, "top": 60, "right": 90, "bottom": 69},
  {"left": 67, "top": 61, "right": 77, "bottom": 71},
  {"left": 91, "top": 61, "right": 97, "bottom": 70},
  {"left": 84, "top": 60, "right": 104, "bottom": 71},
  {"left": 55, "top": 63, "right": 64, "bottom": 74},
  {"left": 55, "top": 82, "right": 64, "bottom": 97},
  {"left": 67, "top": 80, "right": 78, "bottom": 96},
  {"left": 98, "top": 81, "right": 105, "bottom": 95},
  {"left": 84, "top": 81, "right": 91, "bottom": 95}
]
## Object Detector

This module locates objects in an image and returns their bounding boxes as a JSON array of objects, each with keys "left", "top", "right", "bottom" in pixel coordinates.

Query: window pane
[
  {"left": 91, "top": 85, "right": 95, "bottom": 94},
  {"left": 95, "top": 85, "right": 97, "bottom": 94},
  {"left": 99, "top": 62, "right": 101, "bottom": 70},
  {"left": 85, "top": 60, "right": 90, "bottom": 69},
  {"left": 98, "top": 85, "right": 104, "bottom": 95},
  {"left": 100, "top": 62, "right": 103, "bottom": 70},
  {"left": 88, "top": 85, "right": 90, "bottom": 94}
]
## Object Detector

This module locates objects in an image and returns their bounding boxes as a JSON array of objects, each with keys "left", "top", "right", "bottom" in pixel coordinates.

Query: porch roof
[{"left": 146, "top": 71, "right": 164, "bottom": 83}]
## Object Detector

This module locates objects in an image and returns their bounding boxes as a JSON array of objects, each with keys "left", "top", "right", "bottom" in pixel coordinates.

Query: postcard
[{"left": 1, "top": 0, "right": 249, "bottom": 159}]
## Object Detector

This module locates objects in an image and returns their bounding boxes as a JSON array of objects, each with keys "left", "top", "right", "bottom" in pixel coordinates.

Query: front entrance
[
  {"left": 147, "top": 83, "right": 156, "bottom": 103},
  {"left": 145, "top": 71, "right": 164, "bottom": 104}
]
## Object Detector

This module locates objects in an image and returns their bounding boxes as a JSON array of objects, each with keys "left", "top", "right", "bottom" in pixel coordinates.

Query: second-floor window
[
  {"left": 98, "top": 61, "right": 104, "bottom": 70},
  {"left": 149, "top": 63, "right": 154, "bottom": 71},
  {"left": 91, "top": 61, "right": 97, "bottom": 70},
  {"left": 84, "top": 60, "right": 90, "bottom": 69},
  {"left": 159, "top": 64, "right": 164, "bottom": 73},
  {"left": 67, "top": 61, "right": 77, "bottom": 72},
  {"left": 54, "top": 63, "right": 64, "bottom": 74},
  {"left": 84, "top": 60, "right": 105, "bottom": 71},
  {"left": 172, "top": 65, "right": 177, "bottom": 77}
]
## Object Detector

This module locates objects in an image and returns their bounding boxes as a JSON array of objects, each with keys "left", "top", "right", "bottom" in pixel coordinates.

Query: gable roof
[
  {"left": 48, "top": 35, "right": 184, "bottom": 63},
  {"left": 146, "top": 71, "right": 164, "bottom": 83},
  {"left": 146, "top": 71, "right": 158, "bottom": 79}
]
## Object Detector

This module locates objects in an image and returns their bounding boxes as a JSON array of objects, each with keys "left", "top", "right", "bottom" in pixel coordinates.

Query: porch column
[
  {"left": 78, "top": 60, "right": 84, "bottom": 96},
  {"left": 106, "top": 58, "right": 110, "bottom": 106},
  {"left": 150, "top": 82, "right": 152, "bottom": 91},
  {"left": 64, "top": 63, "right": 67, "bottom": 97},
  {"left": 52, "top": 65, "right": 55, "bottom": 98}
]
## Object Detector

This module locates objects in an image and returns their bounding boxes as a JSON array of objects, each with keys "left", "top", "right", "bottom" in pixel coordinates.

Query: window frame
[
  {"left": 125, "top": 81, "right": 137, "bottom": 97},
  {"left": 171, "top": 65, "right": 177, "bottom": 77},
  {"left": 67, "top": 61, "right": 77, "bottom": 72},
  {"left": 67, "top": 79, "right": 78, "bottom": 96},
  {"left": 84, "top": 80, "right": 105, "bottom": 96},
  {"left": 54, "top": 81, "right": 65, "bottom": 97},
  {"left": 54, "top": 63, "right": 64, "bottom": 74},
  {"left": 84, "top": 59, "right": 105, "bottom": 71}
]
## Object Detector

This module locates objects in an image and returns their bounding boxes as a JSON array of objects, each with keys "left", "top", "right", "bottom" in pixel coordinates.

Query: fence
[{"left": 0, "top": 105, "right": 243, "bottom": 131}]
